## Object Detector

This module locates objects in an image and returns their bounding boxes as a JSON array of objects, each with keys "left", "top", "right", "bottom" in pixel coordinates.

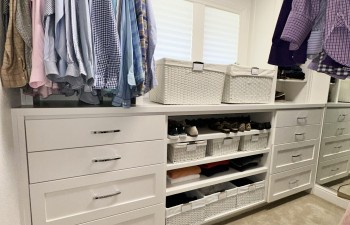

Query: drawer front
[
  {"left": 320, "top": 135, "right": 350, "bottom": 162},
  {"left": 271, "top": 140, "right": 319, "bottom": 174},
  {"left": 317, "top": 157, "right": 349, "bottom": 185},
  {"left": 275, "top": 109, "right": 323, "bottom": 128},
  {"left": 78, "top": 204, "right": 165, "bottom": 225},
  {"left": 268, "top": 165, "right": 315, "bottom": 202},
  {"left": 274, "top": 125, "right": 321, "bottom": 145},
  {"left": 325, "top": 108, "right": 350, "bottom": 123},
  {"left": 26, "top": 115, "right": 166, "bottom": 152},
  {"left": 322, "top": 122, "right": 350, "bottom": 138},
  {"left": 28, "top": 140, "right": 166, "bottom": 183},
  {"left": 30, "top": 164, "right": 165, "bottom": 225}
]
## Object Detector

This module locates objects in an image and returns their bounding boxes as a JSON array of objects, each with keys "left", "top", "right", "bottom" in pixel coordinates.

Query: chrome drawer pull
[
  {"left": 92, "top": 130, "right": 120, "bottom": 134},
  {"left": 338, "top": 114, "right": 347, "bottom": 121},
  {"left": 334, "top": 146, "right": 343, "bottom": 149},
  {"left": 289, "top": 180, "right": 299, "bottom": 184},
  {"left": 331, "top": 168, "right": 340, "bottom": 172},
  {"left": 297, "top": 117, "right": 307, "bottom": 120},
  {"left": 295, "top": 133, "right": 305, "bottom": 137},
  {"left": 93, "top": 191, "right": 121, "bottom": 200},
  {"left": 292, "top": 154, "right": 301, "bottom": 158},
  {"left": 92, "top": 156, "right": 121, "bottom": 163}
]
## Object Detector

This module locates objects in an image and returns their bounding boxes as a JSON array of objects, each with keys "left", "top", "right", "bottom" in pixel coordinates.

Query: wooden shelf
[
  {"left": 167, "top": 128, "right": 270, "bottom": 144},
  {"left": 166, "top": 167, "right": 268, "bottom": 196},
  {"left": 277, "top": 79, "right": 307, "bottom": 83},
  {"left": 167, "top": 148, "right": 270, "bottom": 170},
  {"left": 204, "top": 200, "right": 266, "bottom": 223}
]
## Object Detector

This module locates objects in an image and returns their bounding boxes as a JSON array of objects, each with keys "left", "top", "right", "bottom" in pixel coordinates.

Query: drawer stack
[
  {"left": 25, "top": 116, "right": 167, "bottom": 225},
  {"left": 317, "top": 108, "right": 350, "bottom": 184},
  {"left": 268, "top": 109, "right": 322, "bottom": 202}
]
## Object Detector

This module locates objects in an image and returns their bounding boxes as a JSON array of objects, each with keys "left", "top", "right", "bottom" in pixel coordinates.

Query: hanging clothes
[
  {"left": 0, "top": 0, "right": 5, "bottom": 68},
  {"left": 1, "top": 0, "right": 28, "bottom": 88},
  {"left": 145, "top": 0, "right": 157, "bottom": 91}
]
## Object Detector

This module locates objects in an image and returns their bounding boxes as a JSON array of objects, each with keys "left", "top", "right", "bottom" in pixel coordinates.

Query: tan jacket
[{"left": 1, "top": 0, "right": 28, "bottom": 88}]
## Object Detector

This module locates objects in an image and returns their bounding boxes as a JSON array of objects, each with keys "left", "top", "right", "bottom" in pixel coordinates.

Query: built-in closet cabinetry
[
  {"left": 267, "top": 109, "right": 322, "bottom": 202},
  {"left": 317, "top": 106, "right": 350, "bottom": 185}
]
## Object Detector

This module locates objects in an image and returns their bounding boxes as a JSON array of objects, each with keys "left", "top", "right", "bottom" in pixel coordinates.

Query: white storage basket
[
  {"left": 168, "top": 141, "right": 207, "bottom": 163},
  {"left": 166, "top": 191, "right": 206, "bottom": 225},
  {"left": 222, "top": 65, "right": 275, "bottom": 104},
  {"left": 198, "top": 182, "right": 238, "bottom": 220},
  {"left": 239, "top": 133, "right": 269, "bottom": 151},
  {"left": 236, "top": 180, "right": 265, "bottom": 208},
  {"left": 207, "top": 137, "right": 240, "bottom": 156},
  {"left": 339, "top": 80, "right": 350, "bottom": 103},
  {"left": 150, "top": 58, "right": 226, "bottom": 105}
]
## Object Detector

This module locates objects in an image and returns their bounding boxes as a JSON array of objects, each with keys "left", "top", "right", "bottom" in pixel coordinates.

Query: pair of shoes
[
  {"left": 168, "top": 120, "right": 199, "bottom": 139},
  {"left": 208, "top": 121, "right": 231, "bottom": 134},
  {"left": 251, "top": 121, "right": 271, "bottom": 130}
]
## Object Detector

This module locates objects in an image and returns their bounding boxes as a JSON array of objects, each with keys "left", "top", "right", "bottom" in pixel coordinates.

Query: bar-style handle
[
  {"left": 331, "top": 168, "right": 340, "bottom": 172},
  {"left": 92, "top": 156, "right": 121, "bottom": 163},
  {"left": 297, "top": 116, "right": 307, "bottom": 120},
  {"left": 92, "top": 130, "right": 120, "bottom": 134},
  {"left": 334, "top": 146, "right": 343, "bottom": 149},
  {"left": 93, "top": 191, "right": 121, "bottom": 200},
  {"left": 289, "top": 179, "right": 299, "bottom": 185},
  {"left": 292, "top": 154, "right": 301, "bottom": 158}
]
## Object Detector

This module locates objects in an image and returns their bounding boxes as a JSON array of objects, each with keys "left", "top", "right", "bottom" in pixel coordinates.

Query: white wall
[{"left": 0, "top": 87, "right": 21, "bottom": 225}]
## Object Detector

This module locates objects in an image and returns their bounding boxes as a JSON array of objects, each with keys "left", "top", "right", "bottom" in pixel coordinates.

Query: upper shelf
[
  {"left": 277, "top": 79, "right": 307, "bottom": 83},
  {"left": 167, "top": 128, "right": 270, "bottom": 144}
]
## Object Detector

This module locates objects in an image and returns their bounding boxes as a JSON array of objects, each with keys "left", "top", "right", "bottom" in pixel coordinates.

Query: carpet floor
[
  {"left": 326, "top": 176, "right": 350, "bottom": 194},
  {"left": 217, "top": 193, "right": 345, "bottom": 225}
]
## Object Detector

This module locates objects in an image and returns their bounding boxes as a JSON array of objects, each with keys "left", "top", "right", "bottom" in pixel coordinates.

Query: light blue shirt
[{"left": 146, "top": 0, "right": 158, "bottom": 91}]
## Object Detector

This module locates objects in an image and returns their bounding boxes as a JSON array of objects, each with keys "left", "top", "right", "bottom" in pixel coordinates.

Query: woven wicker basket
[
  {"left": 222, "top": 65, "right": 275, "bottom": 104},
  {"left": 166, "top": 191, "right": 206, "bottom": 225},
  {"left": 236, "top": 181, "right": 265, "bottom": 208},
  {"left": 198, "top": 182, "right": 238, "bottom": 220},
  {"left": 150, "top": 58, "right": 226, "bottom": 105},
  {"left": 207, "top": 137, "right": 240, "bottom": 156},
  {"left": 168, "top": 141, "right": 207, "bottom": 163},
  {"left": 239, "top": 133, "right": 269, "bottom": 151}
]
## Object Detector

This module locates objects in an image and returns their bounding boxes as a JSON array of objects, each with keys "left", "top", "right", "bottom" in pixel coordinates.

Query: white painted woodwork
[
  {"left": 324, "top": 108, "right": 350, "bottom": 123},
  {"left": 271, "top": 140, "right": 319, "bottom": 174},
  {"left": 268, "top": 165, "right": 316, "bottom": 202},
  {"left": 30, "top": 164, "right": 165, "bottom": 225},
  {"left": 317, "top": 157, "right": 350, "bottom": 185},
  {"left": 274, "top": 109, "right": 323, "bottom": 127},
  {"left": 319, "top": 135, "right": 350, "bottom": 162},
  {"left": 26, "top": 115, "right": 166, "bottom": 152},
  {"left": 274, "top": 125, "right": 321, "bottom": 145},
  {"left": 322, "top": 122, "right": 350, "bottom": 138},
  {"left": 78, "top": 204, "right": 165, "bottom": 225},
  {"left": 28, "top": 140, "right": 165, "bottom": 183}
]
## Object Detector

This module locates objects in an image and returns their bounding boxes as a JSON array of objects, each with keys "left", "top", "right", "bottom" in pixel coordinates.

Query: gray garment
[
  {"left": 55, "top": 0, "right": 67, "bottom": 77},
  {"left": 15, "top": 0, "right": 32, "bottom": 76},
  {"left": 145, "top": 0, "right": 157, "bottom": 92},
  {"left": 0, "top": 0, "right": 4, "bottom": 67},
  {"left": 77, "top": 0, "right": 94, "bottom": 86},
  {"left": 64, "top": 0, "right": 83, "bottom": 89}
]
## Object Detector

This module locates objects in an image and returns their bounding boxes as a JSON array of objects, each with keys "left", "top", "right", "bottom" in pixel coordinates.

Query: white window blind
[
  {"left": 203, "top": 7, "right": 240, "bottom": 64},
  {"left": 152, "top": 0, "right": 193, "bottom": 61}
]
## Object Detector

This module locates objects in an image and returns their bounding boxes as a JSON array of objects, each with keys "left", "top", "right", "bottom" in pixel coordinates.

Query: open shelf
[
  {"left": 277, "top": 79, "right": 307, "bottom": 83},
  {"left": 166, "top": 166, "right": 268, "bottom": 196},
  {"left": 204, "top": 200, "right": 266, "bottom": 223},
  {"left": 167, "top": 148, "right": 270, "bottom": 171},
  {"left": 167, "top": 128, "right": 270, "bottom": 144}
]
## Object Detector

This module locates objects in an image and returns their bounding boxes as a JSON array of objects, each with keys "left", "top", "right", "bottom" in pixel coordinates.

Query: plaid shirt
[
  {"left": 317, "top": 52, "right": 350, "bottom": 78},
  {"left": 324, "top": 0, "right": 350, "bottom": 67}
]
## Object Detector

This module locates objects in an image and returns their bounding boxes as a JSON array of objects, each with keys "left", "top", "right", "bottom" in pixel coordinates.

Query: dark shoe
[
  {"left": 264, "top": 122, "right": 271, "bottom": 130},
  {"left": 209, "top": 121, "right": 230, "bottom": 134},
  {"left": 231, "top": 122, "right": 239, "bottom": 133},
  {"left": 177, "top": 121, "right": 187, "bottom": 138}
]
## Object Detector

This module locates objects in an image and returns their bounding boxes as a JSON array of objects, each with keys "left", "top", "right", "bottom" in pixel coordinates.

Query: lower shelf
[
  {"left": 166, "top": 166, "right": 268, "bottom": 196},
  {"left": 204, "top": 200, "right": 266, "bottom": 224}
]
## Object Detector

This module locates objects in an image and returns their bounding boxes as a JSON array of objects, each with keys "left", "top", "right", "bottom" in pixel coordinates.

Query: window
[
  {"left": 203, "top": 7, "right": 240, "bottom": 64},
  {"left": 152, "top": 0, "right": 193, "bottom": 61}
]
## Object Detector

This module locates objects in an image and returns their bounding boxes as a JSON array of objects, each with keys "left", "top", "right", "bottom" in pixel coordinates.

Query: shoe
[
  {"left": 245, "top": 122, "right": 251, "bottom": 131},
  {"left": 168, "top": 120, "right": 179, "bottom": 139},
  {"left": 208, "top": 121, "right": 230, "bottom": 134},
  {"left": 251, "top": 122, "right": 264, "bottom": 130},
  {"left": 177, "top": 121, "right": 187, "bottom": 138},
  {"left": 275, "top": 91, "right": 286, "bottom": 101},
  {"left": 264, "top": 122, "right": 271, "bottom": 130},
  {"left": 231, "top": 121, "right": 239, "bottom": 133},
  {"left": 186, "top": 126, "right": 199, "bottom": 137}
]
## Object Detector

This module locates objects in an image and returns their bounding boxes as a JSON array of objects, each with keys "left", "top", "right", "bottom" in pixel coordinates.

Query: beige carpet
[
  {"left": 217, "top": 193, "right": 345, "bottom": 225},
  {"left": 325, "top": 177, "right": 350, "bottom": 194}
]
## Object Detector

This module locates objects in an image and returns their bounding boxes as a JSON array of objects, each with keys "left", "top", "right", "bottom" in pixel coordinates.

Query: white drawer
[
  {"left": 268, "top": 165, "right": 315, "bottom": 202},
  {"left": 78, "top": 204, "right": 165, "bottom": 225},
  {"left": 30, "top": 164, "right": 165, "bottom": 225},
  {"left": 26, "top": 115, "right": 166, "bottom": 152},
  {"left": 274, "top": 125, "right": 321, "bottom": 145},
  {"left": 271, "top": 140, "right": 319, "bottom": 174},
  {"left": 319, "top": 135, "right": 350, "bottom": 162},
  {"left": 325, "top": 108, "right": 350, "bottom": 123},
  {"left": 322, "top": 122, "right": 350, "bottom": 138},
  {"left": 28, "top": 140, "right": 165, "bottom": 183},
  {"left": 275, "top": 109, "right": 323, "bottom": 127},
  {"left": 317, "top": 157, "right": 349, "bottom": 185}
]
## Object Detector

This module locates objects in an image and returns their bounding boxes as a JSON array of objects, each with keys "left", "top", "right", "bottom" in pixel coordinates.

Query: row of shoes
[{"left": 168, "top": 117, "right": 271, "bottom": 139}]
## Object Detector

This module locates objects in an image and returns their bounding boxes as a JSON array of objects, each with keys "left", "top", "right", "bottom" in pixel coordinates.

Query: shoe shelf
[
  {"left": 166, "top": 166, "right": 268, "bottom": 196},
  {"left": 167, "top": 128, "right": 270, "bottom": 144},
  {"left": 203, "top": 200, "right": 266, "bottom": 224},
  {"left": 167, "top": 148, "right": 270, "bottom": 171},
  {"left": 277, "top": 79, "right": 307, "bottom": 83}
]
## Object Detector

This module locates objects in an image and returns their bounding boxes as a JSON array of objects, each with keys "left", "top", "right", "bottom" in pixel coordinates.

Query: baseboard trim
[{"left": 312, "top": 184, "right": 349, "bottom": 209}]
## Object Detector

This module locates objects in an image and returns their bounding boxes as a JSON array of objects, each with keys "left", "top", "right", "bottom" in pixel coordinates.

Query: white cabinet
[
  {"left": 274, "top": 125, "right": 321, "bottom": 145},
  {"left": 322, "top": 122, "right": 350, "bottom": 138},
  {"left": 317, "top": 157, "right": 350, "bottom": 185},
  {"left": 319, "top": 135, "right": 350, "bottom": 162},
  {"left": 324, "top": 108, "right": 350, "bottom": 123},
  {"left": 275, "top": 109, "right": 323, "bottom": 127}
]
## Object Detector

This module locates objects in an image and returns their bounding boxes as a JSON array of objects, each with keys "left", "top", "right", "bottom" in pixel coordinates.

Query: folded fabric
[
  {"left": 201, "top": 164, "right": 229, "bottom": 177},
  {"left": 230, "top": 162, "right": 259, "bottom": 172},
  {"left": 200, "top": 160, "right": 230, "bottom": 170},
  {"left": 167, "top": 166, "right": 201, "bottom": 179},
  {"left": 198, "top": 182, "right": 235, "bottom": 196},
  {"left": 166, "top": 193, "right": 198, "bottom": 208},
  {"left": 167, "top": 174, "right": 200, "bottom": 185},
  {"left": 230, "top": 154, "right": 263, "bottom": 167},
  {"left": 231, "top": 178, "right": 254, "bottom": 187}
]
